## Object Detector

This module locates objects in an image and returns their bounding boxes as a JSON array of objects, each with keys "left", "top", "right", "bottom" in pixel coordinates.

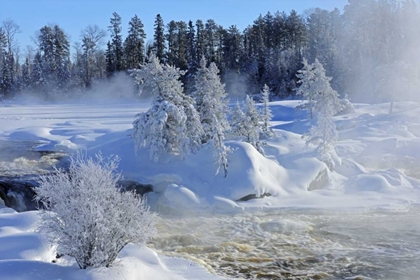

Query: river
[
  {"left": 152, "top": 208, "right": 420, "bottom": 280},
  {"left": 1, "top": 140, "right": 419, "bottom": 279}
]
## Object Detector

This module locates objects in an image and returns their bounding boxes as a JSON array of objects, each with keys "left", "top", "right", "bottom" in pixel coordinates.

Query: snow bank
[
  {"left": 1, "top": 99, "right": 420, "bottom": 278},
  {"left": 0, "top": 207, "right": 222, "bottom": 280},
  {"left": 1, "top": 100, "right": 419, "bottom": 213}
]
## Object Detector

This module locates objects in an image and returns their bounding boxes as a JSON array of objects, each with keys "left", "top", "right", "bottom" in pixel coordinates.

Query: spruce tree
[
  {"left": 304, "top": 59, "right": 340, "bottom": 170},
  {"left": 176, "top": 21, "right": 188, "bottom": 71},
  {"left": 153, "top": 14, "right": 165, "bottom": 62},
  {"left": 166, "top": 20, "right": 177, "bottom": 66},
  {"left": 53, "top": 25, "right": 70, "bottom": 93},
  {"left": 195, "top": 20, "right": 205, "bottom": 63},
  {"left": 123, "top": 15, "right": 146, "bottom": 69},
  {"left": 108, "top": 12, "right": 124, "bottom": 73},
  {"left": 132, "top": 53, "right": 203, "bottom": 162},
  {"left": 193, "top": 57, "right": 231, "bottom": 176},
  {"left": 186, "top": 20, "right": 196, "bottom": 71}
]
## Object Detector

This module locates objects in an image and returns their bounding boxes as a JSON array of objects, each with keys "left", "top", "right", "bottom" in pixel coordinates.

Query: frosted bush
[
  {"left": 337, "top": 98, "right": 355, "bottom": 115},
  {"left": 35, "top": 153, "right": 156, "bottom": 269}
]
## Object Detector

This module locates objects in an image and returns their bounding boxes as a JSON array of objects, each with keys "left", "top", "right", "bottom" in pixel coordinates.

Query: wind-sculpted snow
[
  {"left": 1, "top": 100, "right": 419, "bottom": 211},
  {"left": 0, "top": 99, "right": 420, "bottom": 278}
]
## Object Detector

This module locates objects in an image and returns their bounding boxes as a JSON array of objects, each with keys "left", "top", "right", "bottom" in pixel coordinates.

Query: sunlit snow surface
[{"left": 0, "top": 99, "right": 420, "bottom": 279}]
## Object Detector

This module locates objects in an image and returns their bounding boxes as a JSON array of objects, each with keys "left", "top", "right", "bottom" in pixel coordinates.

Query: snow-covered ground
[{"left": 0, "top": 98, "right": 419, "bottom": 279}]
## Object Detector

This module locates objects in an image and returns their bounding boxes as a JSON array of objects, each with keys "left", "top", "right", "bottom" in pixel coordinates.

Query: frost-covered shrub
[
  {"left": 336, "top": 98, "right": 355, "bottom": 115},
  {"left": 35, "top": 153, "right": 156, "bottom": 269}
]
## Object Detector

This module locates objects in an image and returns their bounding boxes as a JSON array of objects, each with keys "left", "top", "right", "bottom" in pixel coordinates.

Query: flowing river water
[
  {"left": 152, "top": 208, "right": 420, "bottom": 280},
  {"left": 1, "top": 140, "right": 419, "bottom": 279}
]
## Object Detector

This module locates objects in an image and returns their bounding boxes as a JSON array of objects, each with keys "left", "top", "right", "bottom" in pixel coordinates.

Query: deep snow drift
[{"left": 0, "top": 99, "right": 419, "bottom": 279}]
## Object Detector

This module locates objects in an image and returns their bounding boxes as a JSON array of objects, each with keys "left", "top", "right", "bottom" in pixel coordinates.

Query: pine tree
[
  {"left": 222, "top": 25, "right": 243, "bottom": 73},
  {"left": 285, "top": 10, "right": 307, "bottom": 61},
  {"left": 186, "top": 20, "right": 196, "bottom": 71},
  {"left": 20, "top": 56, "right": 31, "bottom": 91},
  {"left": 105, "top": 41, "right": 114, "bottom": 77},
  {"left": 153, "top": 14, "right": 165, "bottom": 62},
  {"left": 193, "top": 57, "right": 231, "bottom": 176},
  {"left": 176, "top": 21, "right": 188, "bottom": 71},
  {"left": 131, "top": 53, "right": 203, "bottom": 161},
  {"left": 166, "top": 20, "right": 177, "bottom": 66},
  {"left": 108, "top": 12, "right": 124, "bottom": 73},
  {"left": 0, "top": 54, "right": 13, "bottom": 96},
  {"left": 195, "top": 20, "right": 205, "bottom": 63},
  {"left": 30, "top": 52, "right": 46, "bottom": 92},
  {"left": 38, "top": 25, "right": 56, "bottom": 95},
  {"left": 204, "top": 19, "right": 218, "bottom": 63},
  {"left": 123, "top": 15, "right": 146, "bottom": 69},
  {"left": 53, "top": 25, "right": 70, "bottom": 93}
]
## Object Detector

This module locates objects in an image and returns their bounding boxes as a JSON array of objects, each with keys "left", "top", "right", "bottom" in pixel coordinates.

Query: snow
[
  {"left": 1, "top": 98, "right": 420, "bottom": 278},
  {"left": 0, "top": 207, "right": 221, "bottom": 280}
]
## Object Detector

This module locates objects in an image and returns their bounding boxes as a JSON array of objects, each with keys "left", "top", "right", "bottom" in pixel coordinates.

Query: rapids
[{"left": 152, "top": 207, "right": 420, "bottom": 279}]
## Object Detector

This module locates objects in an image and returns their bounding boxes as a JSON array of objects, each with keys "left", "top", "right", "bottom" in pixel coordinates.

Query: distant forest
[{"left": 0, "top": 0, "right": 419, "bottom": 102}]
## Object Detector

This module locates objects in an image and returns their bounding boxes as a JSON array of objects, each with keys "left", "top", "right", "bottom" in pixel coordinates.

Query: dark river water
[{"left": 153, "top": 207, "right": 420, "bottom": 280}]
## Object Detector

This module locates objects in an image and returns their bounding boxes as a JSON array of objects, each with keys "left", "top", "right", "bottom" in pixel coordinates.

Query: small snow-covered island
[{"left": 1, "top": 1, "right": 420, "bottom": 279}]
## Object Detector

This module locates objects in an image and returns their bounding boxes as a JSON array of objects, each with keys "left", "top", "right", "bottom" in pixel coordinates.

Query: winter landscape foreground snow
[{"left": 0, "top": 99, "right": 420, "bottom": 279}]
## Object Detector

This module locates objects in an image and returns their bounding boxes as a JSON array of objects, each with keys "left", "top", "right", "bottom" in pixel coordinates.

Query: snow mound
[{"left": 0, "top": 207, "right": 222, "bottom": 280}]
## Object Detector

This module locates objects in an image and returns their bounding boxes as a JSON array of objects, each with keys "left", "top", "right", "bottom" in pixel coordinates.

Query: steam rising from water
[{"left": 0, "top": 140, "right": 64, "bottom": 176}]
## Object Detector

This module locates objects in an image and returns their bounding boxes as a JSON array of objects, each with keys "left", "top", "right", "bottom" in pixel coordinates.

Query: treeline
[{"left": 0, "top": 0, "right": 419, "bottom": 101}]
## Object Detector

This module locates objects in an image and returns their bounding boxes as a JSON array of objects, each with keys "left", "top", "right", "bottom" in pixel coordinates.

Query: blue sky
[{"left": 1, "top": 0, "right": 348, "bottom": 52}]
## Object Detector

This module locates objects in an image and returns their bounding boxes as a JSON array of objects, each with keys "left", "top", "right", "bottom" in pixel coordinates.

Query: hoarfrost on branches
[
  {"left": 300, "top": 59, "right": 341, "bottom": 170},
  {"left": 35, "top": 153, "right": 156, "bottom": 269},
  {"left": 231, "top": 97, "right": 264, "bottom": 154},
  {"left": 261, "top": 84, "right": 273, "bottom": 138},
  {"left": 131, "top": 53, "right": 203, "bottom": 161},
  {"left": 193, "top": 57, "right": 231, "bottom": 176},
  {"left": 296, "top": 58, "right": 316, "bottom": 119}
]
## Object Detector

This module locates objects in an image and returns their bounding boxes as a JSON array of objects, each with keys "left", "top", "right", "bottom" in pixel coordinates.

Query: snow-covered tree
[
  {"left": 296, "top": 58, "right": 316, "bottom": 118},
  {"left": 193, "top": 57, "right": 229, "bottom": 141},
  {"left": 260, "top": 84, "right": 273, "bottom": 138},
  {"left": 231, "top": 96, "right": 263, "bottom": 153},
  {"left": 193, "top": 57, "right": 231, "bottom": 176},
  {"left": 35, "top": 153, "right": 156, "bottom": 269},
  {"left": 304, "top": 59, "right": 341, "bottom": 170},
  {"left": 132, "top": 53, "right": 203, "bottom": 161}
]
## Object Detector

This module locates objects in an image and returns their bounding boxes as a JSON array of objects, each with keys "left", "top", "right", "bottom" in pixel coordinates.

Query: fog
[
  {"left": 10, "top": 72, "right": 140, "bottom": 105},
  {"left": 337, "top": 0, "right": 420, "bottom": 105}
]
